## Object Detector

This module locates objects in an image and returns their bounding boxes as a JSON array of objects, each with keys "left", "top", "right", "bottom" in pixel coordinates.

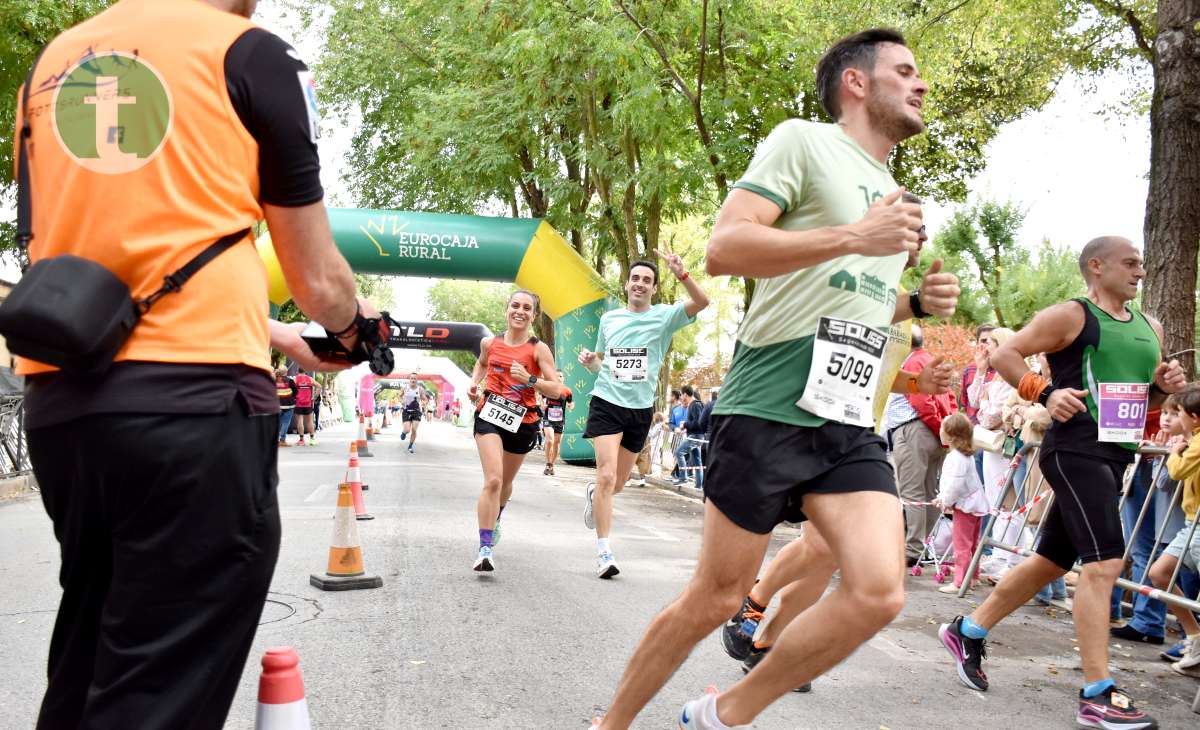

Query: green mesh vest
[{"left": 1041, "top": 298, "right": 1160, "bottom": 463}]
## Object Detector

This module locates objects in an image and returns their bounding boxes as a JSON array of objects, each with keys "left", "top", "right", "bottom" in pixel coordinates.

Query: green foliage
[
  {"left": 274, "top": 273, "right": 397, "bottom": 325},
  {"left": 905, "top": 200, "right": 1085, "bottom": 330},
  {"left": 425, "top": 280, "right": 532, "bottom": 373}
]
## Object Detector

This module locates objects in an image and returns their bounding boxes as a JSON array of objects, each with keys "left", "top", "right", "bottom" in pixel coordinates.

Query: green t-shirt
[
  {"left": 713, "top": 120, "right": 905, "bottom": 427},
  {"left": 591, "top": 301, "right": 695, "bottom": 409}
]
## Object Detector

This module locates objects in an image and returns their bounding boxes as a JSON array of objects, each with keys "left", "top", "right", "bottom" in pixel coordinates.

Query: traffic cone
[
  {"left": 345, "top": 455, "right": 373, "bottom": 521},
  {"left": 356, "top": 415, "right": 373, "bottom": 457},
  {"left": 309, "top": 483, "right": 383, "bottom": 591},
  {"left": 347, "top": 442, "right": 369, "bottom": 491},
  {"left": 254, "top": 647, "right": 311, "bottom": 730},
  {"left": 366, "top": 418, "right": 377, "bottom": 441},
  {"left": 381, "top": 408, "right": 389, "bottom": 429}
]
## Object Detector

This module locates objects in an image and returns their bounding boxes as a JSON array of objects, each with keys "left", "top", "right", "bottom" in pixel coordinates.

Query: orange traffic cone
[
  {"left": 309, "top": 483, "right": 383, "bottom": 591},
  {"left": 346, "top": 442, "right": 369, "bottom": 491},
  {"left": 254, "top": 647, "right": 311, "bottom": 730},
  {"left": 356, "top": 414, "right": 373, "bottom": 458},
  {"left": 345, "top": 455, "right": 373, "bottom": 521},
  {"left": 366, "top": 417, "right": 377, "bottom": 441},
  {"left": 381, "top": 408, "right": 390, "bottom": 429}
]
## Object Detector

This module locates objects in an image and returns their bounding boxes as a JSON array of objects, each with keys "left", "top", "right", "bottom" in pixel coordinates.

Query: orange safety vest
[{"left": 15, "top": 0, "right": 271, "bottom": 376}]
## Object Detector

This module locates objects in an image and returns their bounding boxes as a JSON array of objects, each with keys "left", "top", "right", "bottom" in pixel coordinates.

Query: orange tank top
[
  {"left": 15, "top": 0, "right": 269, "bottom": 375},
  {"left": 480, "top": 336, "right": 542, "bottom": 424}
]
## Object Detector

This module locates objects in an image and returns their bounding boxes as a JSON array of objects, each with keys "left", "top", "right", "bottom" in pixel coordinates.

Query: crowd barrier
[
  {"left": 953, "top": 442, "right": 1200, "bottom": 713},
  {"left": 645, "top": 428, "right": 707, "bottom": 486},
  {"left": 0, "top": 395, "right": 31, "bottom": 480}
]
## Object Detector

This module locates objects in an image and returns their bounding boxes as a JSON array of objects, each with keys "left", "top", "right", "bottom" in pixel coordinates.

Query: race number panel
[
  {"left": 1097, "top": 382, "right": 1149, "bottom": 443},
  {"left": 609, "top": 347, "right": 649, "bottom": 382},
  {"left": 796, "top": 317, "right": 887, "bottom": 428},
  {"left": 547, "top": 406, "right": 565, "bottom": 422},
  {"left": 479, "top": 393, "right": 527, "bottom": 433}
]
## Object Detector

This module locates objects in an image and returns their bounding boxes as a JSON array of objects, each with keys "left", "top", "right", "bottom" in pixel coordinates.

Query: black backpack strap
[
  {"left": 138, "top": 228, "right": 252, "bottom": 312},
  {"left": 16, "top": 44, "right": 50, "bottom": 271}
]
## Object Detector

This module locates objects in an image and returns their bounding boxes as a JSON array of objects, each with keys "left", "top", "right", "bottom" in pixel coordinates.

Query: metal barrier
[
  {"left": 956, "top": 442, "right": 1200, "bottom": 712},
  {"left": 648, "top": 429, "right": 707, "bottom": 485},
  {"left": 0, "top": 395, "right": 31, "bottom": 480}
]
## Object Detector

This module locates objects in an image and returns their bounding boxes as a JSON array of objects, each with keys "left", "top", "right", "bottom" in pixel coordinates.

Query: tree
[
  {"left": 425, "top": 280, "right": 545, "bottom": 374},
  {"left": 933, "top": 200, "right": 1026, "bottom": 327},
  {"left": 1103, "top": 0, "right": 1200, "bottom": 375},
  {"left": 274, "top": 273, "right": 396, "bottom": 324}
]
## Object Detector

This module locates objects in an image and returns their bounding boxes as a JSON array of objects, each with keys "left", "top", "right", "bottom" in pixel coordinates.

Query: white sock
[
  {"left": 696, "top": 692, "right": 730, "bottom": 729},
  {"left": 597, "top": 537, "right": 611, "bottom": 555}
]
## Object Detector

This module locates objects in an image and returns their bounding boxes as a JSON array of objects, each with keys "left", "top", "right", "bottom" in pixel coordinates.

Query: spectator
[
  {"left": 962, "top": 324, "right": 997, "bottom": 479},
  {"left": 275, "top": 368, "right": 296, "bottom": 447},
  {"left": 672, "top": 386, "right": 699, "bottom": 487},
  {"left": 891, "top": 325, "right": 958, "bottom": 567},
  {"left": 935, "top": 412, "right": 988, "bottom": 593},
  {"left": 677, "top": 385, "right": 707, "bottom": 490}
]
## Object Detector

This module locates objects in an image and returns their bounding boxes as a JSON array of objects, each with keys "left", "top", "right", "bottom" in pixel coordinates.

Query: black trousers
[{"left": 28, "top": 403, "right": 281, "bottom": 730}]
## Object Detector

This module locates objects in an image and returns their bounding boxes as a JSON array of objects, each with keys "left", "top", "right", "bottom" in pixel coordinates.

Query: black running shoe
[
  {"left": 1109, "top": 624, "right": 1165, "bottom": 645},
  {"left": 741, "top": 645, "right": 811, "bottom": 692},
  {"left": 721, "top": 595, "right": 765, "bottom": 661},
  {"left": 1077, "top": 686, "right": 1158, "bottom": 729},
  {"left": 938, "top": 616, "right": 988, "bottom": 691}
]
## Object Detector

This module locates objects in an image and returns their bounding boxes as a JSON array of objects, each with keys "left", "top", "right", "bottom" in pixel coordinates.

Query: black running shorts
[
  {"left": 473, "top": 413, "right": 539, "bottom": 455},
  {"left": 292, "top": 406, "right": 313, "bottom": 416},
  {"left": 543, "top": 419, "right": 564, "bottom": 434},
  {"left": 402, "top": 405, "right": 422, "bottom": 423},
  {"left": 583, "top": 396, "right": 653, "bottom": 454},
  {"left": 1034, "top": 449, "right": 1127, "bottom": 569},
  {"left": 703, "top": 414, "right": 897, "bottom": 535}
]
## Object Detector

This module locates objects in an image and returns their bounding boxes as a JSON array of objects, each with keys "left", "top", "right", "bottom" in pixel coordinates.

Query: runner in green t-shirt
[
  {"left": 592, "top": 29, "right": 961, "bottom": 730},
  {"left": 579, "top": 251, "right": 709, "bottom": 579}
]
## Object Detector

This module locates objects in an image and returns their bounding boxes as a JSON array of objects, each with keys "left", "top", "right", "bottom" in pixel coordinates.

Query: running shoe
[
  {"left": 309, "top": 437, "right": 318, "bottom": 446},
  {"left": 543, "top": 464, "right": 552, "bottom": 476},
  {"left": 278, "top": 440, "right": 290, "bottom": 447},
  {"left": 401, "top": 431, "right": 406, "bottom": 441},
  {"left": 1160, "top": 638, "right": 1189, "bottom": 662},
  {"left": 472, "top": 546, "right": 494, "bottom": 572},
  {"left": 1076, "top": 686, "right": 1158, "bottom": 729},
  {"left": 677, "top": 686, "right": 719, "bottom": 729},
  {"left": 583, "top": 483, "right": 596, "bottom": 530},
  {"left": 297, "top": 439, "right": 305, "bottom": 446},
  {"left": 597, "top": 552, "right": 619, "bottom": 579},
  {"left": 741, "top": 644, "right": 811, "bottom": 692},
  {"left": 721, "top": 596, "right": 764, "bottom": 661},
  {"left": 1110, "top": 624, "right": 1164, "bottom": 645},
  {"left": 1171, "top": 636, "right": 1200, "bottom": 677},
  {"left": 938, "top": 616, "right": 988, "bottom": 691},
  {"left": 408, "top": 444, "right": 415, "bottom": 454},
  {"left": 548, "top": 465, "right": 555, "bottom": 476}
]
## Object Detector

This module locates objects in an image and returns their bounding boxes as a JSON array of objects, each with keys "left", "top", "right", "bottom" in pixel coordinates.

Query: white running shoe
[
  {"left": 1172, "top": 635, "right": 1200, "bottom": 676},
  {"left": 583, "top": 483, "right": 596, "bottom": 530},
  {"left": 473, "top": 546, "right": 494, "bottom": 572},
  {"left": 597, "top": 552, "right": 620, "bottom": 579},
  {"left": 678, "top": 687, "right": 722, "bottom": 729}
]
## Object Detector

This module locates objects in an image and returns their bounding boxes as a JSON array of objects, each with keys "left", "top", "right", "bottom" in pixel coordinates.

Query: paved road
[{"left": 1, "top": 419, "right": 1197, "bottom": 728}]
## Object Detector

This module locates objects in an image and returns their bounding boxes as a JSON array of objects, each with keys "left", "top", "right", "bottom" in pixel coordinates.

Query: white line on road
[
  {"left": 635, "top": 523, "right": 680, "bottom": 542},
  {"left": 303, "top": 484, "right": 333, "bottom": 503}
]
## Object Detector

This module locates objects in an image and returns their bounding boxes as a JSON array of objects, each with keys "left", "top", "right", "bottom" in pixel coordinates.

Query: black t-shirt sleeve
[{"left": 224, "top": 28, "right": 324, "bottom": 207}]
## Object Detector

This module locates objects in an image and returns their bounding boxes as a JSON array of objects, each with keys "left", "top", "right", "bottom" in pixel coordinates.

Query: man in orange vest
[{"left": 14, "top": 1, "right": 379, "bottom": 727}]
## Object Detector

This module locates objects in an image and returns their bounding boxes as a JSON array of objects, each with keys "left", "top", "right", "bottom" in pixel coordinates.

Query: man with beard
[{"left": 591, "top": 29, "right": 960, "bottom": 729}]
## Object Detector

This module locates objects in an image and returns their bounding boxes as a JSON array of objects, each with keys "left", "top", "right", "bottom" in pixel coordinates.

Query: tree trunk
[{"left": 1142, "top": 0, "right": 1200, "bottom": 375}]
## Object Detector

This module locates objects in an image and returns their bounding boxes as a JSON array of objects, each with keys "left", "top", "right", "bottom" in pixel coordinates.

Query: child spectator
[
  {"left": 1148, "top": 385, "right": 1200, "bottom": 676},
  {"left": 936, "top": 412, "right": 989, "bottom": 594}
]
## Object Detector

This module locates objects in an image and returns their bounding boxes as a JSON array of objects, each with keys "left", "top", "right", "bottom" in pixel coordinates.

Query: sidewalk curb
[
  {"left": 0, "top": 474, "right": 36, "bottom": 501},
  {"left": 645, "top": 475, "right": 703, "bottom": 502}
]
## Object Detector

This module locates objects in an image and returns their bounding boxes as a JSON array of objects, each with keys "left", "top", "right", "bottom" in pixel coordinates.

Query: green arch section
[{"left": 258, "top": 208, "right": 613, "bottom": 462}]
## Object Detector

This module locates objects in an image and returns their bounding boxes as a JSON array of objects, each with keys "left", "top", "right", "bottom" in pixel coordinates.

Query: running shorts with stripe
[{"left": 1034, "top": 449, "right": 1127, "bottom": 570}]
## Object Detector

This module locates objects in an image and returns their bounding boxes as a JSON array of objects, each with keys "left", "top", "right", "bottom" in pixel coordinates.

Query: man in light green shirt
[
  {"left": 579, "top": 253, "right": 708, "bottom": 579},
  {"left": 594, "top": 29, "right": 960, "bottom": 730}
]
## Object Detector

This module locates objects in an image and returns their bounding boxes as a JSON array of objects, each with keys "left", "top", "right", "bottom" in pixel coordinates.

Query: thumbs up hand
[
  {"left": 916, "top": 355, "right": 955, "bottom": 394},
  {"left": 916, "top": 259, "right": 960, "bottom": 318}
]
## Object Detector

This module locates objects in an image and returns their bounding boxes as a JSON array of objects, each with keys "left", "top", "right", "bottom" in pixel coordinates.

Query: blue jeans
[
  {"left": 689, "top": 439, "right": 705, "bottom": 490},
  {"left": 1109, "top": 460, "right": 1168, "bottom": 632},
  {"left": 673, "top": 438, "right": 692, "bottom": 483},
  {"left": 277, "top": 408, "right": 294, "bottom": 442}
]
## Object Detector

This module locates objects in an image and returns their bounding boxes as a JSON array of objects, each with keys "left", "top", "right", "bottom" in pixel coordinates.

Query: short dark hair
[
  {"left": 975, "top": 324, "right": 995, "bottom": 340},
  {"left": 681, "top": 385, "right": 696, "bottom": 398},
  {"left": 1176, "top": 385, "right": 1200, "bottom": 418},
  {"left": 815, "top": 28, "right": 908, "bottom": 119},
  {"left": 671, "top": 389, "right": 681, "bottom": 399},
  {"left": 629, "top": 260, "right": 659, "bottom": 286}
]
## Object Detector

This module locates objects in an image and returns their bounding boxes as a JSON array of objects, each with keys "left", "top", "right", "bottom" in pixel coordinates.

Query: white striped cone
[{"left": 254, "top": 647, "right": 312, "bottom": 730}]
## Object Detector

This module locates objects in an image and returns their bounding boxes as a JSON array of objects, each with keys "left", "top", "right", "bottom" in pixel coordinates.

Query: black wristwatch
[
  {"left": 909, "top": 289, "right": 928, "bottom": 319},
  {"left": 528, "top": 375, "right": 538, "bottom": 386}
]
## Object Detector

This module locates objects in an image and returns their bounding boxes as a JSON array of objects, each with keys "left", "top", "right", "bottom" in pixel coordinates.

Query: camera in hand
[{"left": 301, "top": 311, "right": 396, "bottom": 376}]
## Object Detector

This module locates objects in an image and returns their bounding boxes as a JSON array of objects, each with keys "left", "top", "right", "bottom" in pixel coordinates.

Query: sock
[
  {"left": 479, "top": 529, "right": 494, "bottom": 548},
  {"left": 497, "top": 504, "right": 506, "bottom": 521},
  {"left": 697, "top": 692, "right": 730, "bottom": 730},
  {"left": 752, "top": 640, "right": 771, "bottom": 651},
  {"left": 960, "top": 616, "right": 988, "bottom": 639},
  {"left": 745, "top": 593, "right": 767, "bottom": 612},
  {"left": 597, "top": 537, "right": 611, "bottom": 555},
  {"left": 1082, "top": 677, "right": 1115, "bottom": 698}
]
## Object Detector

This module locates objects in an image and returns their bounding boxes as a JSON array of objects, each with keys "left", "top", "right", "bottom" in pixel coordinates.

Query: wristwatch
[
  {"left": 909, "top": 289, "right": 928, "bottom": 319},
  {"left": 528, "top": 375, "right": 538, "bottom": 386}
]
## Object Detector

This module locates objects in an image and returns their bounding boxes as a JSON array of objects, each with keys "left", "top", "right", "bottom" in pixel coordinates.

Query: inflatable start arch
[{"left": 257, "top": 209, "right": 613, "bottom": 462}]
